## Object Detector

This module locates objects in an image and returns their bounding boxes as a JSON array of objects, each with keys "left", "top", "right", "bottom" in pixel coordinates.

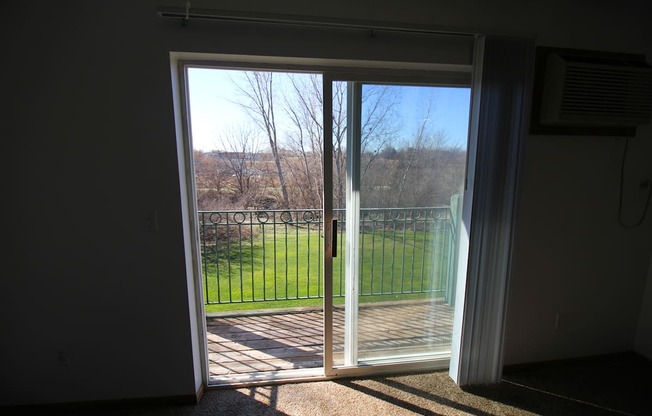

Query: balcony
[{"left": 199, "top": 207, "right": 458, "bottom": 378}]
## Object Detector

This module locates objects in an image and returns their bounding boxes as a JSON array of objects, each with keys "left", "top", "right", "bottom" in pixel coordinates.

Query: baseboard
[
  {"left": 2, "top": 385, "right": 206, "bottom": 413},
  {"left": 503, "top": 350, "right": 649, "bottom": 374}
]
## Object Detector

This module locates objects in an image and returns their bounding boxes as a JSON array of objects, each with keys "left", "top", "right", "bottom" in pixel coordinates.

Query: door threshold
[
  {"left": 208, "top": 356, "right": 451, "bottom": 388},
  {"left": 208, "top": 367, "right": 327, "bottom": 388}
]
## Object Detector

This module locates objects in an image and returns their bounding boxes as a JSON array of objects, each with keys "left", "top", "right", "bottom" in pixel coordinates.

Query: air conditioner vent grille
[{"left": 540, "top": 53, "right": 652, "bottom": 127}]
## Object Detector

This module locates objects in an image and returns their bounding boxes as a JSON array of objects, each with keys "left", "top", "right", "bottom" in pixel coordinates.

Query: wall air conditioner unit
[{"left": 539, "top": 51, "right": 652, "bottom": 130}]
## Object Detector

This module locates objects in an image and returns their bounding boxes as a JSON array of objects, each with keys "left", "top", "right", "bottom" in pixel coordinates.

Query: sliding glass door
[
  {"left": 325, "top": 77, "right": 470, "bottom": 370},
  {"left": 186, "top": 67, "right": 329, "bottom": 383},
  {"left": 182, "top": 62, "right": 471, "bottom": 384}
]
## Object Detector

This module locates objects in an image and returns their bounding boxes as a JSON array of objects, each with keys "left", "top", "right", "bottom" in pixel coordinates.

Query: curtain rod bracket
[{"left": 181, "top": 0, "right": 190, "bottom": 26}]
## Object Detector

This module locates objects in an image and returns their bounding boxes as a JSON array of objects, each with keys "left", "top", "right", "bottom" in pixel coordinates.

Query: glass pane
[
  {"left": 327, "top": 81, "right": 469, "bottom": 366},
  {"left": 356, "top": 84, "right": 469, "bottom": 362},
  {"left": 187, "top": 68, "right": 326, "bottom": 380}
]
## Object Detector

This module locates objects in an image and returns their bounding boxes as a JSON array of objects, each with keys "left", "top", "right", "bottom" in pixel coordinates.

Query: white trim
[
  {"left": 172, "top": 52, "right": 479, "bottom": 387},
  {"left": 344, "top": 81, "right": 363, "bottom": 366},
  {"left": 171, "top": 52, "right": 472, "bottom": 74},
  {"left": 170, "top": 55, "right": 210, "bottom": 390},
  {"left": 449, "top": 35, "right": 484, "bottom": 386}
]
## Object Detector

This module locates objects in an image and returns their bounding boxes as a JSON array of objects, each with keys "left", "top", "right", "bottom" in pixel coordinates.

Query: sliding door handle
[{"left": 332, "top": 219, "right": 337, "bottom": 257}]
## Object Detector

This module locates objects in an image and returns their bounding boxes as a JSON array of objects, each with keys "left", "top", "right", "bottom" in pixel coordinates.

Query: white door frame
[{"left": 168, "top": 45, "right": 529, "bottom": 386}]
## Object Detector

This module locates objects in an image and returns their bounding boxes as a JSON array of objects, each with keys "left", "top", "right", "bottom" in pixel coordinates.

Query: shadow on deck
[{"left": 206, "top": 298, "right": 454, "bottom": 378}]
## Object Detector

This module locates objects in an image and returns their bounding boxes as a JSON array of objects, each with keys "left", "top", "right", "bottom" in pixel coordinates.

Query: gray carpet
[{"left": 6, "top": 352, "right": 650, "bottom": 415}]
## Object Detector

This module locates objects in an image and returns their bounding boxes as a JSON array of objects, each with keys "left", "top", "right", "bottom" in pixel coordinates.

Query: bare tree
[
  {"left": 217, "top": 125, "right": 263, "bottom": 208},
  {"left": 284, "top": 73, "right": 324, "bottom": 208},
  {"left": 193, "top": 150, "right": 230, "bottom": 210},
  {"left": 396, "top": 97, "right": 434, "bottom": 203},
  {"left": 359, "top": 88, "right": 466, "bottom": 208},
  {"left": 332, "top": 81, "right": 348, "bottom": 210},
  {"left": 406, "top": 130, "right": 458, "bottom": 206},
  {"left": 359, "top": 85, "right": 402, "bottom": 178},
  {"left": 225, "top": 73, "right": 404, "bottom": 211},
  {"left": 282, "top": 79, "right": 402, "bottom": 210},
  {"left": 329, "top": 82, "right": 400, "bottom": 209},
  {"left": 232, "top": 72, "right": 290, "bottom": 209}
]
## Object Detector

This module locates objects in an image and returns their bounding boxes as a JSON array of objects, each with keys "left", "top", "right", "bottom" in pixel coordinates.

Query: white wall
[
  {"left": 2, "top": 0, "right": 651, "bottom": 406},
  {"left": 504, "top": 132, "right": 652, "bottom": 364}
]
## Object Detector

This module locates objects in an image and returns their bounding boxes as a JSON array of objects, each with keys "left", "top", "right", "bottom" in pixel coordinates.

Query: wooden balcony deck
[{"left": 206, "top": 298, "right": 454, "bottom": 378}]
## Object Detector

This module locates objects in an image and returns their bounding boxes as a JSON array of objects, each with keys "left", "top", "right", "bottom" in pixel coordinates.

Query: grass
[{"left": 201, "top": 222, "right": 454, "bottom": 313}]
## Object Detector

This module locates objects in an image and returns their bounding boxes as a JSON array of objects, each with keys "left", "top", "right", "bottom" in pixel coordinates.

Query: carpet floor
[{"left": 8, "top": 352, "right": 651, "bottom": 415}]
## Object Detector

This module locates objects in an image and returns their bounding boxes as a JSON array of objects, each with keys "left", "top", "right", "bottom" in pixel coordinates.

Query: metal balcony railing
[{"left": 198, "top": 207, "right": 457, "bottom": 305}]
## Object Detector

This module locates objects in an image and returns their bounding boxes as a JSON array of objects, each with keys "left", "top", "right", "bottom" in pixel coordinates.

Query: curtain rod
[{"left": 156, "top": 6, "right": 475, "bottom": 37}]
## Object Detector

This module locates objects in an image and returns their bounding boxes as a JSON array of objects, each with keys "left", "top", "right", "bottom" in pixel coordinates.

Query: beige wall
[{"left": 2, "top": 0, "right": 651, "bottom": 405}]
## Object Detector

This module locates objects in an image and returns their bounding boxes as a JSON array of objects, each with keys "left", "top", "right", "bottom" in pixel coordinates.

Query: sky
[{"left": 187, "top": 67, "right": 471, "bottom": 152}]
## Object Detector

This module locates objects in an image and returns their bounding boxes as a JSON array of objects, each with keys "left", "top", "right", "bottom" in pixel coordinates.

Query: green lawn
[{"left": 201, "top": 223, "right": 454, "bottom": 313}]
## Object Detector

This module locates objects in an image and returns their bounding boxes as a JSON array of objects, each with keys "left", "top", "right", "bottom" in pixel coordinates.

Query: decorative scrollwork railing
[{"left": 198, "top": 207, "right": 455, "bottom": 305}]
